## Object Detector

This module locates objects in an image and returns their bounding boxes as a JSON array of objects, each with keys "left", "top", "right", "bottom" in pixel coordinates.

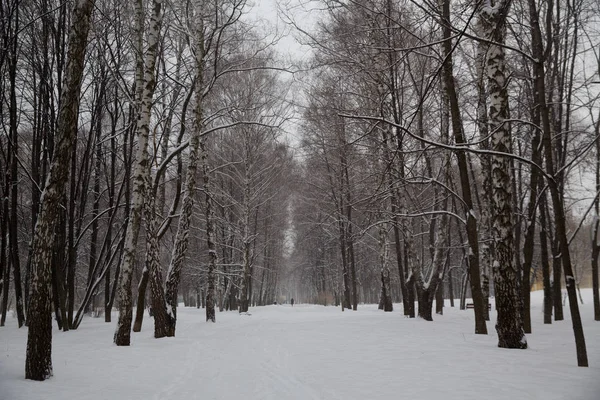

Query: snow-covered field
[{"left": 1, "top": 291, "right": 599, "bottom": 400}]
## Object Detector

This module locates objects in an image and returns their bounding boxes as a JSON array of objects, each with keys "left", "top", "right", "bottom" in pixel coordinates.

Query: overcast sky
[{"left": 243, "top": 0, "right": 319, "bottom": 62}]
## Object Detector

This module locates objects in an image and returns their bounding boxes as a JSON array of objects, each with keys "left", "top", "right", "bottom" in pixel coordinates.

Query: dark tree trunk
[
  {"left": 1, "top": 248, "right": 10, "bottom": 326},
  {"left": 25, "top": 0, "right": 96, "bottom": 380},
  {"left": 0, "top": 192, "right": 7, "bottom": 321},
  {"left": 105, "top": 107, "right": 118, "bottom": 323},
  {"left": 551, "top": 236, "right": 564, "bottom": 320},
  {"left": 417, "top": 288, "right": 435, "bottom": 321},
  {"left": 460, "top": 270, "right": 468, "bottom": 310},
  {"left": 132, "top": 268, "right": 149, "bottom": 332},
  {"left": 436, "top": 281, "right": 444, "bottom": 315},
  {"left": 592, "top": 115, "right": 600, "bottom": 321},
  {"left": 528, "top": 0, "right": 587, "bottom": 366},
  {"left": 539, "top": 190, "right": 552, "bottom": 324},
  {"left": 441, "top": 0, "right": 486, "bottom": 334},
  {"left": 520, "top": 125, "right": 542, "bottom": 334},
  {"left": 406, "top": 273, "right": 416, "bottom": 318},
  {"left": 594, "top": 219, "right": 600, "bottom": 321},
  {"left": 7, "top": 6, "right": 25, "bottom": 328},
  {"left": 346, "top": 197, "right": 358, "bottom": 311},
  {"left": 378, "top": 224, "right": 393, "bottom": 312},
  {"left": 448, "top": 268, "right": 454, "bottom": 307}
]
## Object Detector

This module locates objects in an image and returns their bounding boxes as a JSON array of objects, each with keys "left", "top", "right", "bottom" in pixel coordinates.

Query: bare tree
[
  {"left": 114, "top": 0, "right": 163, "bottom": 346},
  {"left": 479, "top": 0, "right": 527, "bottom": 349},
  {"left": 25, "top": 0, "right": 96, "bottom": 380}
]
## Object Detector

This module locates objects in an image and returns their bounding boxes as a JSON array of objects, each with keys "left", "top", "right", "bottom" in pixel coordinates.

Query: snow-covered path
[{"left": 1, "top": 291, "right": 599, "bottom": 400}]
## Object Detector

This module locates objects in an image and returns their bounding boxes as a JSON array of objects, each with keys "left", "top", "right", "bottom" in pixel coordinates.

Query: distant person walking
[{"left": 291, "top": 298, "right": 294, "bottom": 307}]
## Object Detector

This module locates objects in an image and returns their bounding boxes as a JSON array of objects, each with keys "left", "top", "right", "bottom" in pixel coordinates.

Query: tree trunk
[
  {"left": 539, "top": 189, "right": 553, "bottom": 324},
  {"left": 132, "top": 268, "right": 149, "bottom": 332},
  {"left": 202, "top": 135, "right": 217, "bottom": 323},
  {"left": 164, "top": 7, "right": 205, "bottom": 331},
  {"left": 145, "top": 180, "right": 170, "bottom": 338},
  {"left": 592, "top": 114, "right": 600, "bottom": 321},
  {"left": 378, "top": 223, "right": 393, "bottom": 312},
  {"left": 114, "top": 0, "right": 162, "bottom": 346},
  {"left": 475, "top": 15, "right": 492, "bottom": 323},
  {"left": 441, "top": 0, "right": 487, "bottom": 334},
  {"left": 460, "top": 270, "right": 468, "bottom": 310},
  {"left": 25, "top": 0, "right": 96, "bottom": 380},
  {"left": 436, "top": 279, "right": 444, "bottom": 315},
  {"left": 528, "top": 0, "right": 587, "bottom": 366},
  {"left": 480, "top": 1, "right": 526, "bottom": 349},
  {"left": 7, "top": 5, "right": 25, "bottom": 328},
  {"left": 448, "top": 267, "right": 454, "bottom": 307}
]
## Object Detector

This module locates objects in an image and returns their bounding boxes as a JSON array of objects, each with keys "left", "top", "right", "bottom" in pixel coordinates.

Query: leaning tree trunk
[
  {"left": 114, "top": 0, "right": 162, "bottom": 346},
  {"left": 25, "top": 0, "right": 96, "bottom": 380},
  {"left": 441, "top": 0, "right": 487, "bottom": 334},
  {"left": 481, "top": 0, "right": 527, "bottom": 349},
  {"left": 164, "top": 5, "right": 205, "bottom": 332},
  {"left": 528, "top": 0, "right": 587, "bottom": 366}
]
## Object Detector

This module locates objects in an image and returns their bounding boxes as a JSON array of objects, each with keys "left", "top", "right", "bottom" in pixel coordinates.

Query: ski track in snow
[{"left": 1, "top": 290, "right": 599, "bottom": 399}]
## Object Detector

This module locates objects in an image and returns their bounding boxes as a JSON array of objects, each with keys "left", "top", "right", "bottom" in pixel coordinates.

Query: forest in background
[{"left": 0, "top": 0, "right": 598, "bottom": 380}]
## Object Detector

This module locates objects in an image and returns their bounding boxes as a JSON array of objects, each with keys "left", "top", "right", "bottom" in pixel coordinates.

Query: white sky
[{"left": 243, "top": 0, "right": 319, "bottom": 62}]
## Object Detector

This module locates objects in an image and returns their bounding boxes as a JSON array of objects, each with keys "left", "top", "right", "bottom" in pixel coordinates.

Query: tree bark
[
  {"left": 539, "top": 188, "right": 552, "bottom": 324},
  {"left": 25, "top": 0, "right": 96, "bottom": 380},
  {"left": 475, "top": 15, "right": 492, "bottom": 322},
  {"left": 378, "top": 223, "right": 393, "bottom": 312},
  {"left": 164, "top": 5, "right": 205, "bottom": 331},
  {"left": 528, "top": 0, "right": 587, "bottom": 366},
  {"left": 441, "top": 0, "right": 487, "bottom": 334},
  {"left": 145, "top": 176, "right": 170, "bottom": 338},
  {"left": 201, "top": 135, "right": 217, "bottom": 323},
  {"left": 481, "top": 0, "right": 526, "bottom": 349},
  {"left": 114, "top": 0, "right": 162, "bottom": 346},
  {"left": 7, "top": 3, "right": 25, "bottom": 328},
  {"left": 592, "top": 114, "right": 600, "bottom": 321}
]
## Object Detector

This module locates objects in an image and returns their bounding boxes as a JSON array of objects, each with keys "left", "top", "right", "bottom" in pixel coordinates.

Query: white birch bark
[
  {"left": 114, "top": 0, "right": 163, "bottom": 346},
  {"left": 201, "top": 136, "right": 218, "bottom": 322},
  {"left": 239, "top": 137, "right": 252, "bottom": 313},
  {"left": 163, "top": 0, "right": 206, "bottom": 332},
  {"left": 480, "top": 0, "right": 526, "bottom": 349}
]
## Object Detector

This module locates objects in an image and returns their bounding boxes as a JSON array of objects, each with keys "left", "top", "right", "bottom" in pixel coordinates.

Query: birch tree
[
  {"left": 480, "top": 0, "right": 526, "bottom": 349},
  {"left": 114, "top": 0, "right": 163, "bottom": 346},
  {"left": 161, "top": 0, "right": 206, "bottom": 334}
]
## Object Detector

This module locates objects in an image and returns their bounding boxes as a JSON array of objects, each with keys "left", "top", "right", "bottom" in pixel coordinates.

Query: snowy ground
[{"left": 1, "top": 291, "right": 599, "bottom": 400}]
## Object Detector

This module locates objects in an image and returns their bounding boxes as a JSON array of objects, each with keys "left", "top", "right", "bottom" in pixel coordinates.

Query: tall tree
[
  {"left": 528, "top": 0, "right": 587, "bottom": 366},
  {"left": 440, "top": 0, "right": 487, "bottom": 334},
  {"left": 25, "top": 0, "right": 96, "bottom": 380},
  {"left": 114, "top": 0, "right": 163, "bottom": 346},
  {"left": 162, "top": 0, "right": 206, "bottom": 334},
  {"left": 480, "top": 0, "right": 526, "bottom": 349}
]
